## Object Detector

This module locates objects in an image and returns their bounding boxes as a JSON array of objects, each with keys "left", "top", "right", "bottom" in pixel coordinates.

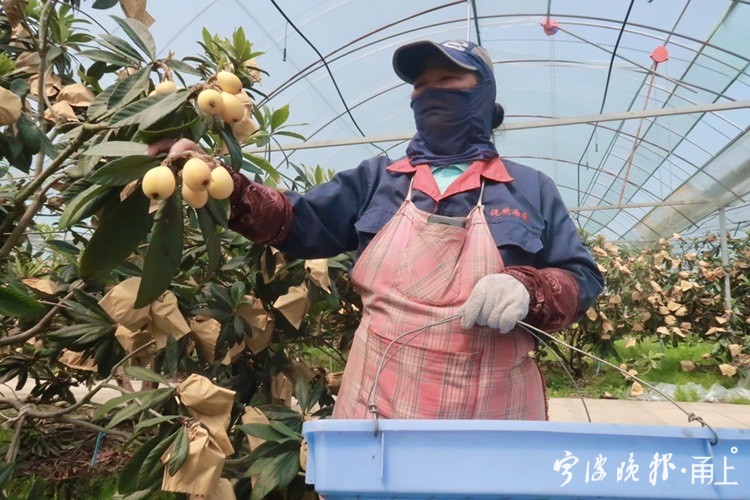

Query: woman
[{"left": 155, "top": 40, "right": 604, "bottom": 421}]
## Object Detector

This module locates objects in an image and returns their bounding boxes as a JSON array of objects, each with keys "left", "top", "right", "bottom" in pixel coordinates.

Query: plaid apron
[{"left": 332, "top": 177, "right": 547, "bottom": 420}]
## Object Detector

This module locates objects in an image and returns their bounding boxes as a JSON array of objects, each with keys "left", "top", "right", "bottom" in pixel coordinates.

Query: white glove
[{"left": 459, "top": 274, "right": 530, "bottom": 332}]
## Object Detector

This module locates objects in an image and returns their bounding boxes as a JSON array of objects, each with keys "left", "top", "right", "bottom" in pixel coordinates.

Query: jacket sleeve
[
  {"left": 228, "top": 163, "right": 372, "bottom": 257},
  {"left": 504, "top": 175, "right": 604, "bottom": 332},
  {"left": 228, "top": 171, "right": 293, "bottom": 244}
]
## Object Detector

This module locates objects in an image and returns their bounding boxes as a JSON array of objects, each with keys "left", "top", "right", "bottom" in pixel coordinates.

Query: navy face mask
[{"left": 406, "top": 79, "right": 497, "bottom": 166}]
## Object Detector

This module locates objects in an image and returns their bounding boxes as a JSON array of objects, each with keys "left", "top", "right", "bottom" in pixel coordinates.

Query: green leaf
[
  {"left": 230, "top": 281, "right": 245, "bottom": 306},
  {"left": 165, "top": 58, "right": 202, "bottom": 76},
  {"left": 110, "top": 90, "right": 190, "bottom": 130},
  {"left": 58, "top": 184, "right": 114, "bottom": 229},
  {"left": 248, "top": 446, "right": 301, "bottom": 500},
  {"left": 135, "top": 415, "right": 180, "bottom": 430},
  {"left": 196, "top": 207, "right": 220, "bottom": 278},
  {"left": 100, "top": 34, "right": 146, "bottom": 64},
  {"left": 120, "top": 436, "right": 160, "bottom": 493},
  {"left": 135, "top": 194, "right": 183, "bottom": 308},
  {"left": 83, "top": 140, "right": 147, "bottom": 156},
  {"left": 92, "top": 0, "right": 119, "bottom": 8},
  {"left": 274, "top": 130, "right": 306, "bottom": 141},
  {"left": 294, "top": 376, "right": 310, "bottom": 414},
  {"left": 167, "top": 426, "right": 189, "bottom": 476},
  {"left": 16, "top": 115, "right": 42, "bottom": 155},
  {"left": 89, "top": 155, "right": 161, "bottom": 186},
  {"left": 46, "top": 239, "right": 80, "bottom": 255},
  {"left": 94, "top": 390, "right": 152, "bottom": 420},
  {"left": 219, "top": 124, "right": 241, "bottom": 170},
  {"left": 77, "top": 49, "right": 135, "bottom": 67},
  {"left": 122, "top": 488, "right": 160, "bottom": 500},
  {"left": 137, "top": 112, "right": 198, "bottom": 143},
  {"left": 47, "top": 323, "right": 110, "bottom": 343},
  {"left": 274, "top": 450, "right": 302, "bottom": 492},
  {"left": 107, "top": 67, "right": 151, "bottom": 111},
  {"left": 205, "top": 197, "right": 228, "bottom": 229},
  {"left": 0, "top": 462, "right": 15, "bottom": 491},
  {"left": 269, "top": 420, "right": 303, "bottom": 440},
  {"left": 244, "top": 154, "right": 281, "bottom": 184},
  {"left": 238, "top": 423, "right": 287, "bottom": 442},
  {"left": 80, "top": 190, "right": 153, "bottom": 280},
  {"left": 111, "top": 16, "right": 156, "bottom": 61},
  {"left": 107, "top": 401, "right": 145, "bottom": 428},
  {"left": 104, "top": 390, "right": 174, "bottom": 428},
  {"left": 88, "top": 83, "right": 116, "bottom": 119},
  {"left": 0, "top": 286, "right": 44, "bottom": 318},
  {"left": 270, "top": 105, "right": 290, "bottom": 131},
  {"left": 124, "top": 365, "right": 170, "bottom": 386},
  {"left": 138, "top": 431, "right": 178, "bottom": 488}
]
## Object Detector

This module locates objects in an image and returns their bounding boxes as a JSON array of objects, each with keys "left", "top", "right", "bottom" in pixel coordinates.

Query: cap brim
[{"left": 393, "top": 41, "right": 478, "bottom": 84}]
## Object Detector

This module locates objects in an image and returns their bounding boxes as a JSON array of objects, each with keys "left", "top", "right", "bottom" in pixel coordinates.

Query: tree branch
[
  {"left": 0, "top": 124, "right": 106, "bottom": 257},
  {"left": 34, "top": 0, "right": 60, "bottom": 164},
  {"left": 0, "top": 340, "right": 157, "bottom": 419},
  {"left": 58, "top": 415, "right": 129, "bottom": 439},
  {"left": 4, "top": 408, "right": 28, "bottom": 463},
  {"left": 40, "top": 339, "right": 158, "bottom": 418},
  {"left": 0, "top": 285, "right": 80, "bottom": 347}
]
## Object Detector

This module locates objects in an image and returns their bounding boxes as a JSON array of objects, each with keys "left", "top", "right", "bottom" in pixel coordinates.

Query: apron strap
[
  {"left": 406, "top": 175, "right": 415, "bottom": 201},
  {"left": 476, "top": 179, "right": 486, "bottom": 208}
]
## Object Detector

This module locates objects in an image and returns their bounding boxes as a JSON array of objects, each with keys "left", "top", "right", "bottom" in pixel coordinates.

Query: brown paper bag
[
  {"left": 305, "top": 259, "right": 331, "bottom": 293},
  {"left": 151, "top": 291, "right": 190, "bottom": 341},
  {"left": 271, "top": 372, "right": 293, "bottom": 406},
  {"left": 299, "top": 439, "right": 308, "bottom": 471},
  {"left": 114, "top": 324, "right": 157, "bottom": 366},
  {"left": 188, "top": 477, "right": 235, "bottom": 500},
  {"left": 240, "top": 406, "right": 269, "bottom": 451},
  {"left": 119, "top": 0, "right": 154, "bottom": 26},
  {"left": 161, "top": 423, "right": 225, "bottom": 495},
  {"left": 177, "top": 374, "right": 236, "bottom": 456},
  {"left": 220, "top": 343, "right": 245, "bottom": 365},
  {"left": 21, "top": 278, "right": 58, "bottom": 298},
  {"left": 144, "top": 324, "right": 171, "bottom": 350},
  {"left": 272, "top": 284, "right": 310, "bottom": 330},
  {"left": 189, "top": 316, "right": 221, "bottom": 363},
  {"left": 43, "top": 101, "right": 78, "bottom": 123},
  {"left": 236, "top": 296, "right": 274, "bottom": 354},
  {"left": 58, "top": 349, "right": 97, "bottom": 372},
  {"left": 98, "top": 277, "right": 151, "bottom": 330},
  {"left": 261, "top": 247, "right": 287, "bottom": 283},
  {"left": 57, "top": 83, "right": 96, "bottom": 107}
]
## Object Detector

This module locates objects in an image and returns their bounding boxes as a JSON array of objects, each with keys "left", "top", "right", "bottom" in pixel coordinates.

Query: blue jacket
[{"left": 276, "top": 155, "right": 604, "bottom": 314}]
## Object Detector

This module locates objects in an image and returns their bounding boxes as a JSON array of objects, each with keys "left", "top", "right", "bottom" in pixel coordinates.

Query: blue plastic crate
[{"left": 302, "top": 419, "right": 750, "bottom": 499}]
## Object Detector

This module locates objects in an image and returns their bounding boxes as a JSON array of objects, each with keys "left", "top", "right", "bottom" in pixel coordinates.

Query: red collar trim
[{"left": 386, "top": 157, "right": 513, "bottom": 201}]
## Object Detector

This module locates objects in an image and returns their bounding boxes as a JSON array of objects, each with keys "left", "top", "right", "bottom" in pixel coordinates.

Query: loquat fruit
[
  {"left": 220, "top": 92, "right": 245, "bottom": 124},
  {"left": 196, "top": 89, "right": 223, "bottom": 115},
  {"left": 142, "top": 166, "right": 176, "bottom": 201},
  {"left": 182, "top": 158, "right": 212, "bottom": 191},
  {"left": 182, "top": 183, "right": 208, "bottom": 209},
  {"left": 216, "top": 71, "right": 242, "bottom": 94},
  {"left": 207, "top": 167, "right": 234, "bottom": 199}
]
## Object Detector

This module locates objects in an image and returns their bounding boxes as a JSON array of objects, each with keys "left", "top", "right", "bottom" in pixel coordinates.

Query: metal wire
[
  {"left": 367, "top": 314, "right": 462, "bottom": 433},
  {"left": 363, "top": 313, "right": 719, "bottom": 446},
  {"left": 517, "top": 320, "right": 719, "bottom": 445}
]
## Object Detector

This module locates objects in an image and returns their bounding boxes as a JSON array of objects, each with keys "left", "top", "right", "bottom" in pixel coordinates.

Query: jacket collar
[{"left": 386, "top": 156, "right": 514, "bottom": 201}]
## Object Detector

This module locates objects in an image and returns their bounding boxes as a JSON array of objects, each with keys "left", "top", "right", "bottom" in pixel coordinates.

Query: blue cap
[{"left": 393, "top": 40, "right": 494, "bottom": 84}]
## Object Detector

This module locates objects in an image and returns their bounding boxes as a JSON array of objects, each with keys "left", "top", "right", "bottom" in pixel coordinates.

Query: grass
[{"left": 542, "top": 337, "right": 749, "bottom": 403}]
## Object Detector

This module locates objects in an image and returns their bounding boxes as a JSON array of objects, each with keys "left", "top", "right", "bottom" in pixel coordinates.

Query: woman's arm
[{"left": 504, "top": 175, "right": 604, "bottom": 332}]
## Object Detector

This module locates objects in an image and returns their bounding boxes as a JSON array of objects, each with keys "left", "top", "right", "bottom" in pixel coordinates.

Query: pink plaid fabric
[{"left": 333, "top": 177, "right": 547, "bottom": 420}]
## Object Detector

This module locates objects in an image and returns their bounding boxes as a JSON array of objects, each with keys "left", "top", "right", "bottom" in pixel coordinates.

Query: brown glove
[{"left": 227, "top": 171, "right": 292, "bottom": 244}]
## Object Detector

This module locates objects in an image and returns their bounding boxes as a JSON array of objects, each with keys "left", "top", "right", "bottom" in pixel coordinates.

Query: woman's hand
[
  {"left": 459, "top": 274, "right": 530, "bottom": 332},
  {"left": 146, "top": 138, "right": 206, "bottom": 164}
]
